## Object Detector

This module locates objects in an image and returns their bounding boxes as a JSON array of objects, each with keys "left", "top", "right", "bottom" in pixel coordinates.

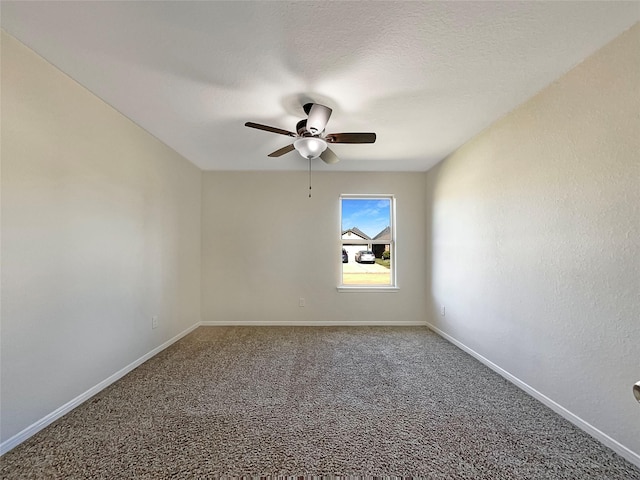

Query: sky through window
[{"left": 341, "top": 198, "right": 390, "bottom": 238}]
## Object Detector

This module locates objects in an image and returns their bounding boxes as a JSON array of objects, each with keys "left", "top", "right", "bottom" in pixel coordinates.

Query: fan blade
[
  {"left": 306, "top": 103, "right": 332, "bottom": 134},
  {"left": 320, "top": 147, "right": 339, "bottom": 164},
  {"left": 268, "top": 144, "right": 295, "bottom": 157},
  {"left": 245, "top": 122, "right": 296, "bottom": 137},
  {"left": 326, "top": 132, "right": 376, "bottom": 144}
]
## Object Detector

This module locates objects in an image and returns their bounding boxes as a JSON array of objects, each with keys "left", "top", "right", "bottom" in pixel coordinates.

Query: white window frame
[{"left": 338, "top": 194, "right": 398, "bottom": 292}]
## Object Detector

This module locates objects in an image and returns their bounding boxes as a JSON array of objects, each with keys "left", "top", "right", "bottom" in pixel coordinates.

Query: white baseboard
[
  {"left": 200, "top": 320, "right": 427, "bottom": 326},
  {"left": 0, "top": 322, "right": 200, "bottom": 456},
  {"left": 425, "top": 321, "right": 640, "bottom": 469}
]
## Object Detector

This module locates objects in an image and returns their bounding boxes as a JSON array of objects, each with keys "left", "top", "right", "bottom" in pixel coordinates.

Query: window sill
[{"left": 337, "top": 286, "right": 399, "bottom": 293}]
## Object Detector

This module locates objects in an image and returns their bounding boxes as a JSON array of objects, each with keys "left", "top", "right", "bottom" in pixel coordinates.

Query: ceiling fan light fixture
[{"left": 294, "top": 137, "right": 327, "bottom": 159}]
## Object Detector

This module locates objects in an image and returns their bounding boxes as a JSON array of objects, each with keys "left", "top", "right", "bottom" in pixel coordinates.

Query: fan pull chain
[{"left": 308, "top": 157, "right": 312, "bottom": 198}]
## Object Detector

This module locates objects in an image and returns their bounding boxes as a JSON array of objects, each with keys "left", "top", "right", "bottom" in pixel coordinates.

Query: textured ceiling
[{"left": 2, "top": 1, "right": 638, "bottom": 172}]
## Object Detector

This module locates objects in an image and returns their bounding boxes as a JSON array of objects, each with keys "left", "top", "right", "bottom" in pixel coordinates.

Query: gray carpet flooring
[{"left": 1, "top": 326, "right": 639, "bottom": 479}]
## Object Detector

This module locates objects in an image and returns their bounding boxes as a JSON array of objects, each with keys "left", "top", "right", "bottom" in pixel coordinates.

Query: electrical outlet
[
  {"left": 299, "top": 297, "right": 306, "bottom": 307},
  {"left": 152, "top": 315, "right": 159, "bottom": 329},
  {"left": 440, "top": 305, "right": 446, "bottom": 316}
]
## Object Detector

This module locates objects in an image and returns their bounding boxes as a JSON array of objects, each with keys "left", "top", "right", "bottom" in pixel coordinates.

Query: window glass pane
[
  {"left": 341, "top": 198, "right": 390, "bottom": 239},
  {"left": 340, "top": 197, "right": 393, "bottom": 287}
]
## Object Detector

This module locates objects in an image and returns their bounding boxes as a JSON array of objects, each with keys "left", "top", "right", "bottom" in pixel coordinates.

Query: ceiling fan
[{"left": 245, "top": 103, "right": 376, "bottom": 164}]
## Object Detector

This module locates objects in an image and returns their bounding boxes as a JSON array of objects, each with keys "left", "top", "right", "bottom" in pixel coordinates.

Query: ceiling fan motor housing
[{"left": 296, "top": 119, "right": 308, "bottom": 136}]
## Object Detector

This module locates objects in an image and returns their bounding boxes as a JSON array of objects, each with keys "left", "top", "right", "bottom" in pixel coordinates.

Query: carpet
[{"left": 1, "top": 326, "right": 639, "bottom": 479}]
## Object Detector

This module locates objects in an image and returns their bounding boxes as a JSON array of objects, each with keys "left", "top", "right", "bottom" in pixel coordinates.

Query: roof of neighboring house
[
  {"left": 373, "top": 226, "right": 391, "bottom": 241},
  {"left": 342, "top": 227, "right": 370, "bottom": 240}
]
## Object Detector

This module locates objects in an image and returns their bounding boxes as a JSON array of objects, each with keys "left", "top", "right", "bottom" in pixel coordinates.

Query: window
[{"left": 339, "top": 195, "right": 396, "bottom": 290}]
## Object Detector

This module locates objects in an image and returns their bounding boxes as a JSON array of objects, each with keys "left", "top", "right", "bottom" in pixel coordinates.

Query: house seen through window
[{"left": 340, "top": 195, "right": 395, "bottom": 288}]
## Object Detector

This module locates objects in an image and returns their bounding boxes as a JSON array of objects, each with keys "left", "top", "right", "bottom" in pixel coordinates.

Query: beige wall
[
  {"left": 201, "top": 171, "right": 427, "bottom": 325},
  {"left": 425, "top": 24, "right": 640, "bottom": 462},
  {"left": 1, "top": 32, "right": 202, "bottom": 444}
]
